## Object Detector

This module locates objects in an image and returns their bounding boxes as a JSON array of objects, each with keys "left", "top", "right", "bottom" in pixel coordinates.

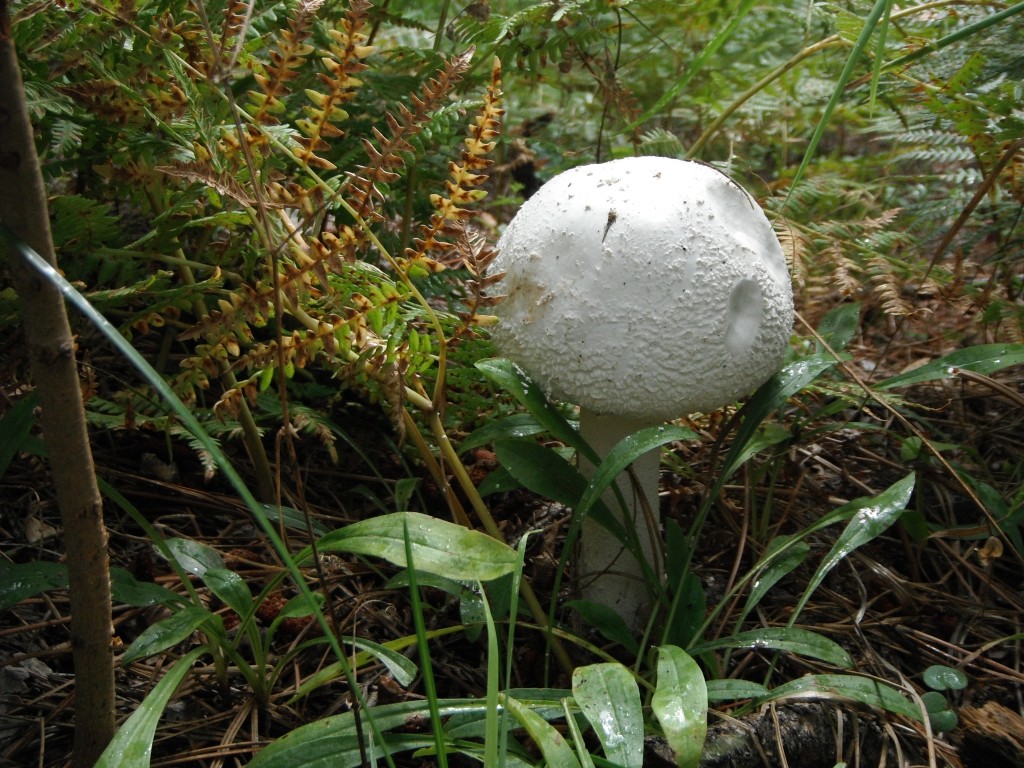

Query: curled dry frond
[
  {"left": 248, "top": 0, "right": 324, "bottom": 124},
  {"left": 346, "top": 47, "right": 478, "bottom": 226},
  {"left": 293, "top": 0, "right": 374, "bottom": 170},
  {"left": 403, "top": 55, "right": 503, "bottom": 279}
]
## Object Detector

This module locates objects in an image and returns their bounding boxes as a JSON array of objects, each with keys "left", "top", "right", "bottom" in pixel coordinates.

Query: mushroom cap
[{"left": 491, "top": 156, "right": 794, "bottom": 422}]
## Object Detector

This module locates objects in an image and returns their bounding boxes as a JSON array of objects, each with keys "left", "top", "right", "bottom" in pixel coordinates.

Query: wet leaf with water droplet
[
  {"left": 652, "top": 645, "right": 707, "bottom": 768},
  {"left": 923, "top": 664, "right": 968, "bottom": 691},
  {"left": 572, "top": 662, "right": 644, "bottom": 768}
]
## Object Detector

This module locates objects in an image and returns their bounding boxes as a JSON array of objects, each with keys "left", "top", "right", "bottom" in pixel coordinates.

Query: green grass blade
[
  {"left": 480, "top": 578, "right": 501, "bottom": 768},
  {"left": 867, "top": 0, "right": 893, "bottom": 112},
  {"left": 877, "top": 343, "right": 1024, "bottom": 390},
  {"left": 782, "top": 0, "right": 892, "bottom": 208},
  {"left": 403, "top": 515, "right": 449, "bottom": 768},
  {"left": 740, "top": 537, "right": 810, "bottom": 621},
  {"left": 882, "top": 2, "right": 1024, "bottom": 72},
  {"left": 561, "top": 698, "right": 596, "bottom": 768},
  {"left": 95, "top": 647, "right": 205, "bottom": 768},
  {"left": 1, "top": 224, "right": 393, "bottom": 765},
  {"left": 499, "top": 693, "right": 583, "bottom": 768},
  {"left": 690, "top": 627, "right": 853, "bottom": 669},
  {"left": 121, "top": 606, "right": 215, "bottom": 665},
  {"left": 625, "top": 0, "right": 758, "bottom": 133},
  {"left": 574, "top": 425, "right": 698, "bottom": 524},
  {"left": 759, "top": 673, "right": 921, "bottom": 722},
  {"left": 790, "top": 474, "right": 915, "bottom": 626},
  {"left": 476, "top": 358, "right": 594, "bottom": 463}
]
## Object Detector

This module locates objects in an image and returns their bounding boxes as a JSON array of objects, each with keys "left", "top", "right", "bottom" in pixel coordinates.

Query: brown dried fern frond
[
  {"left": 345, "top": 47, "right": 477, "bottom": 226},
  {"left": 831, "top": 247, "right": 863, "bottom": 299},
  {"left": 219, "top": 0, "right": 250, "bottom": 72},
  {"left": 248, "top": 0, "right": 324, "bottom": 125},
  {"left": 405, "top": 56, "right": 503, "bottom": 270},
  {"left": 294, "top": 0, "right": 374, "bottom": 170},
  {"left": 868, "top": 255, "right": 917, "bottom": 318}
]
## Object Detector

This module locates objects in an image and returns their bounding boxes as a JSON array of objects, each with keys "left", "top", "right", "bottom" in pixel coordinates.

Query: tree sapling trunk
[{"left": 0, "top": 4, "right": 116, "bottom": 764}]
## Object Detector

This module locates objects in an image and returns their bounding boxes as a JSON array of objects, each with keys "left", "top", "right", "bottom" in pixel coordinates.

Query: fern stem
[
  {"left": 427, "top": 410, "right": 575, "bottom": 676},
  {"left": 142, "top": 183, "right": 277, "bottom": 502},
  {"left": 688, "top": 34, "right": 845, "bottom": 158}
]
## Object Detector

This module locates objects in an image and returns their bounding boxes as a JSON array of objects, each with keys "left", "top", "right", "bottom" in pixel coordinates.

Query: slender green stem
[{"left": 428, "top": 411, "right": 575, "bottom": 676}]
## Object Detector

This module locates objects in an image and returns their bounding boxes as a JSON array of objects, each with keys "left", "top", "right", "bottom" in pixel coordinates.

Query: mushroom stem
[{"left": 577, "top": 409, "right": 662, "bottom": 629}]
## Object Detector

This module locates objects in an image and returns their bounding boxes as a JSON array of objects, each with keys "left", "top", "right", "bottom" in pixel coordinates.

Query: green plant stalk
[
  {"left": 781, "top": 0, "right": 894, "bottom": 210},
  {"left": 141, "top": 182, "right": 277, "bottom": 503},
  {"left": 403, "top": 516, "right": 449, "bottom": 768},
  {"left": 688, "top": 0, "right": 995, "bottom": 158},
  {"left": 867, "top": 0, "right": 893, "bottom": 111},
  {"left": 625, "top": 0, "right": 759, "bottom": 133},
  {"left": 427, "top": 410, "right": 575, "bottom": 676},
  {"left": 687, "top": 34, "right": 846, "bottom": 158},
  {"left": 2, "top": 233, "right": 398, "bottom": 768},
  {"left": 882, "top": 0, "right": 1024, "bottom": 72},
  {"left": 0, "top": 22, "right": 115, "bottom": 766}
]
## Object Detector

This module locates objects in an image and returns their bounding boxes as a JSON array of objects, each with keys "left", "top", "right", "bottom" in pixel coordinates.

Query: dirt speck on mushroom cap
[{"left": 492, "top": 156, "right": 794, "bottom": 422}]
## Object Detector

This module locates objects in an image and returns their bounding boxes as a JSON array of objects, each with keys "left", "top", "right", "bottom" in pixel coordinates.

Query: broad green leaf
[
  {"left": 110, "top": 567, "right": 183, "bottom": 608},
  {"left": 95, "top": 647, "right": 205, "bottom": 768},
  {"left": 921, "top": 691, "right": 958, "bottom": 731},
  {"left": 494, "top": 439, "right": 625, "bottom": 542},
  {"left": 565, "top": 600, "right": 639, "bottom": 655},
  {"left": 276, "top": 591, "right": 325, "bottom": 620},
  {"left": 348, "top": 637, "right": 418, "bottom": 687},
  {"left": 923, "top": 665, "right": 968, "bottom": 691},
  {"left": 289, "top": 626, "right": 466, "bottom": 702},
  {"left": 706, "top": 679, "right": 770, "bottom": 702},
  {"left": 572, "top": 663, "right": 644, "bottom": 768},
  {"left": 663, "top": 571, "right": 706, "bottom": 650},
  {"left": 575, "top": 425, "right": 698, "bottom": 522},
  {"left": 121, "top": 605, "right": 215, "bottom": 664},
  {"left": 0, "top": 560, "right": 67, "bottom": 612},
  {"left": 500, "top": 693, "right": 582, "bottom": 768},
  {"left": 494, "top": 439, "right": 590, "bottom": 509},
  {"left": 476, "top": 358, "right": 594, "bottom": 462},
  {"left": 651, "top": 646, "right": 707, "bottom": 768},
  {"left": 460, "top": 412, "right": 546, "bottom": 453},
  {"left": 261, "top": 504, "right": 329, "bottom": 537},
  {"left": 0, "top": 392, "right": 36, "bottom": 478},
  {"left": 203, "top": 568, "right": 253, "bottom": 618},
  {"left": 690, "top": 627, "right": 853, "bottom": 669},
  {"left": 877, "top": 343, "right": 1024, "bottom": 390},
  {"left": 719, "top": 354, "right": 837, "bottom": 481},
  {"left": 476, "top": 465, "right": 520, "bottom": 497},
  {"left": 816, "top": 302, "right": 861, "bottom": 352},
  {"left": 740, "top": 537, "right": 810, "bottom": 620},
  {"left": 312, "top": 511, "right": 516, "bottom": 581},
  {"left": 0, "top": 562, "right": 182, "bottom": 614},
  {"left": 161, "top": 537, "right": 224, "bottom": 578},
  {"left": 761, "top": 674, "right": 921, "bottom": 722},
  {"left": 723, "top": 422, "right": 791, "bottom": 478},
  {"left": 791, "top": 474, "right": 915, "bottom": 624}
]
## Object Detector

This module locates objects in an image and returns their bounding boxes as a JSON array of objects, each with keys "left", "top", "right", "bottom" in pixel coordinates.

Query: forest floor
[{"left": 1, "top": 297, "right": 1023, "bottom": 768}]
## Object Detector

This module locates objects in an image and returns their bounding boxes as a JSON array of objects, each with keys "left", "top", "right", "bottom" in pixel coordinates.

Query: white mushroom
[{"left": 491, "top": 156, "right": 794, "bottom": 628}]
